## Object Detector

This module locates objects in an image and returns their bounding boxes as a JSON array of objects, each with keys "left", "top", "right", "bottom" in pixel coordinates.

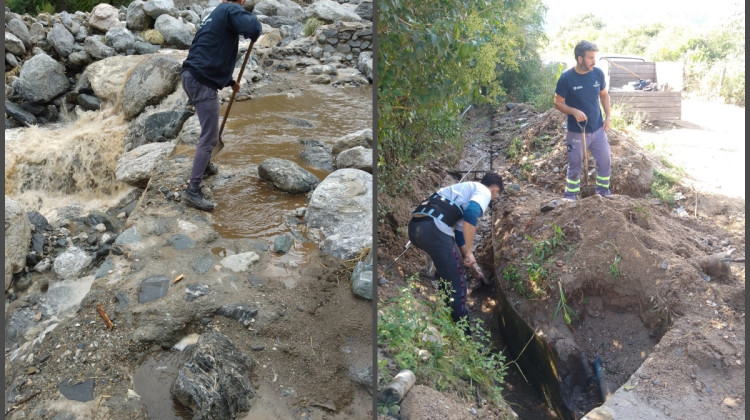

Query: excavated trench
[{"left": 470, "top": 207, "right": 664, "bottom": 419}]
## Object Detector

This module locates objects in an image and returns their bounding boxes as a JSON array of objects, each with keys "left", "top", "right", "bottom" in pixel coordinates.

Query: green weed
[
  {"left": 553, "top": 281, "right": 579, "bottom": 325},
  {"left": 378, "top": 277, "right": 508, "bottom": 404}
]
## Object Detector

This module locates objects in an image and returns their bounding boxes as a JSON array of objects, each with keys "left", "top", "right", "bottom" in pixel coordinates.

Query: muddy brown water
[{"left": 207, "top": 82, "right": 373, "bottom": 239}]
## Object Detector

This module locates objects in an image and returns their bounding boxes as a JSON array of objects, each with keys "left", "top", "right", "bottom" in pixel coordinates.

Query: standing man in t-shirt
[
  {"left": 407, "top": 172, "right": 504, "bottom": 327},
  {"left": 180, "top": 0, "right": 262, "bottom": 211},
  {"left": 554, "top": 40, "right": 612, "bottom": 200}
]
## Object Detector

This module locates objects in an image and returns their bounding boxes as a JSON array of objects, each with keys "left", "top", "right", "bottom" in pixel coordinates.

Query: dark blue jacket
[{"left": 182, "top": 2, "right": 262, "bottom": 90}]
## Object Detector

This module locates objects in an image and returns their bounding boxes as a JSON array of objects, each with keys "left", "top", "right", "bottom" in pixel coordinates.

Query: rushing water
[
  {"left": 207, "top": 79, "right": 372, "bottom": 239},
  {"left": 5, "top": 75, "right": 373, "bottom": 242}
]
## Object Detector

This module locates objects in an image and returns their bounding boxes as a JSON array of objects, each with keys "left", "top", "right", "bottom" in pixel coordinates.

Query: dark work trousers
[
  {"left": 408, "top": 218, "right": 468, "bottom": 323},
  {"left": 181, "top": 70, "right": 219, "bottom": 190}
]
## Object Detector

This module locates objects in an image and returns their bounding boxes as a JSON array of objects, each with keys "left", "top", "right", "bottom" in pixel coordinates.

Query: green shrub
[{"left": 378, "top": 277, "right": 508, "bottom": 405}]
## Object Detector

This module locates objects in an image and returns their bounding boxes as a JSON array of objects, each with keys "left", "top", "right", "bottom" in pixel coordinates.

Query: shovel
[
  {"left": 577, "top": 120, "right": 596, "bottom": 197},
  {"left": 214, "top": 39, "right": 256, "bottom": 156}
]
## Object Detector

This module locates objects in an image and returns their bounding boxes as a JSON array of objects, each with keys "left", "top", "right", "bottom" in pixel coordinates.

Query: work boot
[
  {"left": 202, "top": 162, "right": 219, "bottom": 179},
  {"left": 183, "top": 186, "right": 215, "bottom": 212}
]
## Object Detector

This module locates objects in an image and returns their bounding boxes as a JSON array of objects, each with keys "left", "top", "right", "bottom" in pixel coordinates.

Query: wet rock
[
  {"left": 5, "top": 101, "right": 38, "bottom": 126},
  {"left": 95, "top": 258, "right": 114, "bottom": 279},
  {"left": 12, "top": 53, "right": 70, "bottom": 103},
  {"left": 5, "top": 197, "right": 32, "bottom": 291},
  {"left": 170, "top": 234, "right": 196, "bottom": 250},
  {"left": 53, "top": 246, "right": 94, "bottom": 280},
  {"left": 171, "top": 332, "right": 256, "bottom": 419},
  {"left": 143, "top": 109, "right": 194, "bottom": 144},
  {"left": 273, "top": 234, "right": 294, "bottom": 254},
  {"left": 121, "top": 55, "right": 181, "bottom": 120},
  {"left": 116, "top": 141, "right": 176, "bottom": 187},
  {"left": 307, "top": 169, "right": 372, "bottom": 260},
  {"left": 6, "top": 306, "right": 37, "bottom": 348},
  {"left": 115, "top": 291, "right": 131, "bottom": 312},
  {"left": 220, "top": 252, "right": 260, "bottom": 272},
  {"left": 192, "top": 254, "right": 214, "bottom": 274},
  {"left": 77, "top": 93, "right": 101, "bottom": 111},
  {"left": 258, "top": 158, "right": 320, "bottom": 193},
  {"left": 59, "top": 378, "right": 95, "bottom": 402},
  {"left": 185, "top": 283, "right": 210, "bottom": 302},
  {"left": 248, "top": 275, "right": 263, "bottom": 287},
  {"left": 335, "top": 145, "right": 372, "bottom": 172},
  {"left": 332, "top": 127, "right": 372, "bottom": 155},
  {"left": 138, "top": 275, "right": 170, "bottom": 303},
  {"left": 217, "top": 304, "right": 258, "bottom": 326},
  {"left": 300, "top": 138, "right": 334, "bottom": 171}
]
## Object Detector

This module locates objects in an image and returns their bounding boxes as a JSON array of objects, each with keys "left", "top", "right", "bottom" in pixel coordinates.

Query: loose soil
[{"left": 377, "top": 100, "right": 745, "bottom": 419}]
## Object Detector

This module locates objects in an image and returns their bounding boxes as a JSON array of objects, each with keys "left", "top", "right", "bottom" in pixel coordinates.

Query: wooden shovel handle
[{"left": 218, "top": 40, "right": 257, "bottom": 139}]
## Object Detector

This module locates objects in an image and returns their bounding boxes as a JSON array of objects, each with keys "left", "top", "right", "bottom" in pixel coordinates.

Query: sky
[{"left": 542, "top": 0, "right": 743, "bottom": 34}]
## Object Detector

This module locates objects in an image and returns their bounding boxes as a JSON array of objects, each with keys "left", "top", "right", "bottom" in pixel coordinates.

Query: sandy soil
[{"left": 377, "top": 99, "right": 745, "bottom": 419}]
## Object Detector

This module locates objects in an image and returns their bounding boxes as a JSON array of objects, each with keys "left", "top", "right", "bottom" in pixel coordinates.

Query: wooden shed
[{"left": 600, "top": 58, "right": 682, "bottom": 121}]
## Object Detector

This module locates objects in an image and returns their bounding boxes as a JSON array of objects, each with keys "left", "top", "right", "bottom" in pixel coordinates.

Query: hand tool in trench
[{"left": 214, "top": 39, "right": 256, "bottom": 156}]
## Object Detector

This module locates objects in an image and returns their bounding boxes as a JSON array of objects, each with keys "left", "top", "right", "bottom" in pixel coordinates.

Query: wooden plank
[
  {"left": 608, "top": 61, "right": 657, "bottom": 87},
  {"left": 610, "top": 91, "right": 681, "bottom": 120}
]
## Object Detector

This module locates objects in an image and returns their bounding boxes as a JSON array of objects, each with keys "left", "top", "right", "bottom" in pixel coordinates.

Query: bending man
[{"left": 408, "top": 172, "right": 504, "bottom": 324}]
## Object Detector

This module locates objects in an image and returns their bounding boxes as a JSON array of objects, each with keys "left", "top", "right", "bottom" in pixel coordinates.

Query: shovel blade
[{"left": 213, "top": 137, "right": 225, "bottom": 156}]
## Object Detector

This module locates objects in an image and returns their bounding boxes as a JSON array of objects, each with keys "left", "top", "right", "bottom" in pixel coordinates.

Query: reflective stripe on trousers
[{"left": 564, "top": 127, "right": 611, "bottom": 196}]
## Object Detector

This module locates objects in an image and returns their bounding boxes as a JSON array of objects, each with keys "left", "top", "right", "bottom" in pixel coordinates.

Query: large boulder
[
  {"left": 171, "top": 332, "right": 255, "bottom": 420},
  {"left": 143, "top": 0, "right": 176, "bottom": 19},
  {"left": 154, "top": 14, "right": 193, "bottom": 49},
  {"left": 47, "top": 23, "right": 75, "bottom": 58},
  {"left": 258, "top": 158, "right": 320, "bottom": 193},
  {"left": 12, "top": 53, "right": 70, "bottom": 103},
  {"left": 5, "top": 31, "right": 26, "bottom": 56},
  {"left": 88, "top": 3, "right": 121, "bottom": 33},
  {"left": 7, "top": 19, "right": 33, "bottom": 50},
  {"left": 332, "top": 127, "right": 372, "bottom": 155},
  {"left": 126, "top": 0, "right": 154, "bottom": 31},
  {"left": 306, "top": 168, "right": 372, "bottom": 260},
  {"left": 121, "top": 55, "right": 182, "bottom": 120},
  {"left": 115, "top": 141, "right": 176, "bottom": 187},
  {"left": 305, "top": 0, "right": 362, "bottom": 23},
  {"left": 253, "top": 0, "right": 304, "bottom": 21},
  {"left": 335, "top": 145, "right": 372, "bottom": 172},
  {"left": 5, "top": 196, "right": 31, "bottom": 291},
  {"left": 86, "top": 55, "right": 147, "bottom": 104},
  {"left": 105, "top": 26, "right": 136, "bottom": 53}
]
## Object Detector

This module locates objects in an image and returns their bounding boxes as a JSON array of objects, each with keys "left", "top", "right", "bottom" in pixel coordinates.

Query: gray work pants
[
  {"left": 181, "top": 70, "right": 219, "bottom": 190},
  {"left": 564, "top": 127, "right": 611, "bottom": 197}
]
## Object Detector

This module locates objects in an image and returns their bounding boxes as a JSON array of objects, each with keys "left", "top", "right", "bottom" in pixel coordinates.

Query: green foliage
[
  {"left": 378, "top": 277, "right": 508, "bottom": 404},
  {"left": 303, "top": 17, "right": 323, "bottom": 37},
  {"left": 553, "top": 281, "right": 578, "bottom": 324},
  {"left": 9, "top": 0, "right": 129, "bottom": 15},
  {"left": 504, "top": 137, "right": 523, "bottom": 160},
  {"left": 378, "top": 0, "right": 549, "bottom": 190},
  {"left": 650, "top": 168, "right": 681, "bottom": 205},
  {"left": 608, "top": 105, "right": 644, "bottom": 132},
  {"left": 609, "top": 254, "right": 622, "bottom": 278}
]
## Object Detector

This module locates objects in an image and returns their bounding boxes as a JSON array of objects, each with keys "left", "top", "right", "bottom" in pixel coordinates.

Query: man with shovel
[
  {"left": 180, "top": 0, "right": 261, "bottom": 211},
  {"left": 553, "top": 40, "right": 612, "bottom": 201},
  {"left": 407, "top": 172, "right": 504, "bottom": 328}
]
